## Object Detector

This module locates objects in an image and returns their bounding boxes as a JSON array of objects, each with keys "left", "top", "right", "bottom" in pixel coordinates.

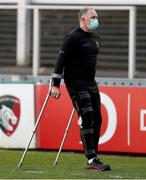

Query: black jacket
[{"left": 52, "top": 27, "right": 101, "bottom": 87}]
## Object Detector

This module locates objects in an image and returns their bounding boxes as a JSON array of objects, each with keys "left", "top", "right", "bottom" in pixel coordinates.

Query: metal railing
[{"left": 0, "top": 4, "right": 137, "bottom": 78}]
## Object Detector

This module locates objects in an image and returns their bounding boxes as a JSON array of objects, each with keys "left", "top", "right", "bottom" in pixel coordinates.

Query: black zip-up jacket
[{"left": 52, "top": 27, "right": 101, "bottom": 87}]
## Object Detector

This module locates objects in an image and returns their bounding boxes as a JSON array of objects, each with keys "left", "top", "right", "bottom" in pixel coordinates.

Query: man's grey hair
[{"left": 78, "top": 8, "right": 95, "bottom": 21}]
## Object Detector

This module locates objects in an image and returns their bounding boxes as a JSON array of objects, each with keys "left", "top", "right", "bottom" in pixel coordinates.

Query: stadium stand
[
  {"left": 0, "top": 6, "right": 145, "bottom": 77},
  {"left": 0, "top": 10, "right": 16, "bottom": 65}
]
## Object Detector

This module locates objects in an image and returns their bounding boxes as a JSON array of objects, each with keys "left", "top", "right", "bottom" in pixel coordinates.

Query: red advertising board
[{"left": 35, "top": 84, "right": 146, "bottom": 154}]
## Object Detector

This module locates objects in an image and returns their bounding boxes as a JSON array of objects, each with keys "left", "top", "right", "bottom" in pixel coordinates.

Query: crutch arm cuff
[{"left": 52, "top": 73, "right": 62, "bottom": 87}]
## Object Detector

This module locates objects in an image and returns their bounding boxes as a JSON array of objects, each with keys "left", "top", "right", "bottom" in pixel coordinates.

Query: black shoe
[{"left": 86, "top": 158, "right": 111, "bottom": 171}]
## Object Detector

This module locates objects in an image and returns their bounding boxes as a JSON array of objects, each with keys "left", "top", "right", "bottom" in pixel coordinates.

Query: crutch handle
[{"left": 48, "top": 76, "right": 53, "bottom": 95}]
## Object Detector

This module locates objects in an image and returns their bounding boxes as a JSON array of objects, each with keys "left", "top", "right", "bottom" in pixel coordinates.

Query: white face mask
[{"left": 88, "top": 19, "right": 99, "bottom": 31}]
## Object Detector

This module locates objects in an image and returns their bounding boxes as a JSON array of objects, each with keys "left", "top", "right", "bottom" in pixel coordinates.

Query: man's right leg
[
  {"left": 77, "top": 91, "right": 97, "bottom": 160},
  {"left": 65, "top": 81, "right": 111, "bottom": 171},
  {"left": 69, "top": 89, "right": 110, "bottom": 171},
  {"left": 65, "top": 82, "right": 97, "bottom": 160}
]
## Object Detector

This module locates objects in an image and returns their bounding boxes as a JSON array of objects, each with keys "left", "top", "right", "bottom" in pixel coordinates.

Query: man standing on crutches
[{"left": 51, "top": 8, "right": 111, "bottom": 171}]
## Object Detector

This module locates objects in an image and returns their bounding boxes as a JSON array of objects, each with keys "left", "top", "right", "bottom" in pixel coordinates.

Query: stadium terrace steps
[
  {"left": 0, "top": 6, "right": 146, "bottom": 76},
  {"left": 0, "top": 10, "right": 16, "bottom": 65},
  {"left": 40, "top": 7, "right": 146, "bottom": 73}
]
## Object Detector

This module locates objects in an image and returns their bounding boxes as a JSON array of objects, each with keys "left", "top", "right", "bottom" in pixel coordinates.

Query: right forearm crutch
[
  {"left": 53, "top": 107, "right": 76, "bottom": 166},
  {"left": 17, "top": 77, "right": 52, "bottom": 168}
]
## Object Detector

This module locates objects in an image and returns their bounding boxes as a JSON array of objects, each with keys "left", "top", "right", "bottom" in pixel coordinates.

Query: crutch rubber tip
[
  {"left": 17, "top": 163, "right": 23, "bottom": 168},
  {"left": 53, "top": 162, "right": 57, "bottom": 166}
]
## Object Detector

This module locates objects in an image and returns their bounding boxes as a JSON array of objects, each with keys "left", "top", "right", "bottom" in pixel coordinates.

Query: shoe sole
[{"left": 86, "top": 166, "right": 111, "bottom": 172}]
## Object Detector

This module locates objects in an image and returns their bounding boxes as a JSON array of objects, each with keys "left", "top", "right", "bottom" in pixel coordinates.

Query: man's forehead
[{"left": 86, "top": 9, "right": 98, "bottom": 17}]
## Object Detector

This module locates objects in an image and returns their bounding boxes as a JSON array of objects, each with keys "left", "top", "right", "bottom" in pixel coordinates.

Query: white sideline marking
[
  {"left": 109, "top": 175, "right": 123, "bottom": 179},
  {"left": 26, "top": 170, "right": 48, "bottom": 174}
]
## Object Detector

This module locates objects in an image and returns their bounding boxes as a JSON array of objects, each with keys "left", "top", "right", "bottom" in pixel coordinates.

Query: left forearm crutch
[{"left": 17, "top": 77, "right": 52, "bottom": 168}]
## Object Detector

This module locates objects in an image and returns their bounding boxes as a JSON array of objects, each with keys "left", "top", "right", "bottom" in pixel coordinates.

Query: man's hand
[{"left": 51, "top": 86, "right": 61, "bottom": 99}]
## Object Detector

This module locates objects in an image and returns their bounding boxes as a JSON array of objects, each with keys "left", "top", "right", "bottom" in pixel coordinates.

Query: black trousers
[{"left": 65, "top": 79, "right": 102, "bottom": 160}]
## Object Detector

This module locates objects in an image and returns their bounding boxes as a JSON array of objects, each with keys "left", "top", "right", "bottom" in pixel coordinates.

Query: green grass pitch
[{"left": 0, "top": 149, "right": 146, "bottom": 179}]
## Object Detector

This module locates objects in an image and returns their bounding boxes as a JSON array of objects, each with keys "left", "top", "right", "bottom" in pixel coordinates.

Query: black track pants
[{"left": 65, "top": 79, "right": 102, "bottom": 160}]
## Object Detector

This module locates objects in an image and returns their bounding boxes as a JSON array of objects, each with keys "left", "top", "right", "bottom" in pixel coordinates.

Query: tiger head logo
[{"left": 0, "top": 96, "right": 20, "bottom": 136}]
